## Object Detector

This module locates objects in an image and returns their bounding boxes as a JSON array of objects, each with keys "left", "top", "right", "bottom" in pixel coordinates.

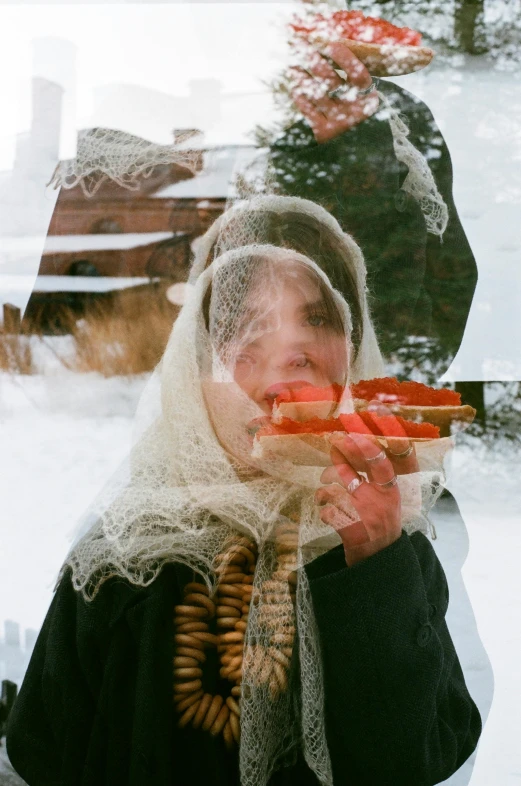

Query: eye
[
  {"left": 305, "top": 312, "right": 328, "bottom": 328},
  {"left": 235, "top": 352, "right": 255, "bottom": 365}
]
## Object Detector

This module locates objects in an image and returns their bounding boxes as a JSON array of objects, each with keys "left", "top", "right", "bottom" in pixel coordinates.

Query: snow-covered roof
[
  {"left": 1, "top": 274, "right": 158, "bottom": 295},
  {"left": 152, "top": 145, "right": 260, "bottom": 199},
  {"left": 0, "top": 232, "right": 177, "bottom": 255}
]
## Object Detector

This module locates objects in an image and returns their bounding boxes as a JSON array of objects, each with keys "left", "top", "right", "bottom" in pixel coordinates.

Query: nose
[
  {"left": 262, "top": 349, "right": 315, "bottom": 402},
  {"left": 257, "top": 323, "right": 321, "bottom": 403},
  {"left": 269, "top": 345, "right": 309, "bottom": 372}
]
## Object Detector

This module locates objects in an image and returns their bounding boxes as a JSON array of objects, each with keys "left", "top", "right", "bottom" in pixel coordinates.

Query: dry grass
[
  {"left": 0, "top": 334, "right": 35, "bottom": 374},
  {"left": 1, "top": 283, "right": 180, "bottom": 377},
  {"left": 70, "top": 284, "right": 179, "bottom": 376}
]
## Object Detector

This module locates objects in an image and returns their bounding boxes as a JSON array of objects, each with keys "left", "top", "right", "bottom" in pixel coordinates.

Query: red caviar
[
  {"left": 273, "top": 378, "right": 459, "bottom": 408},
  {"left": 259, "top": 417, "right": 345, "bottom": 436},
  {"left": 257, "top": 412, "right": 439, "bottom": 440},
  {"left": 351, "top": 377, "right": 460, "bottom": 407},
  {"left": 290, "top": 10, "right": 422, "bottom": 47}
]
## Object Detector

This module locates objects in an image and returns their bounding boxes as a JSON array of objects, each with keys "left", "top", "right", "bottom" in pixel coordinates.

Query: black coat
[
  {"left": 7, "top": 529, "right": 481, "bottom": 786},
  {"left": 269, "top": 79, "right": 478, "bottom": 365}
]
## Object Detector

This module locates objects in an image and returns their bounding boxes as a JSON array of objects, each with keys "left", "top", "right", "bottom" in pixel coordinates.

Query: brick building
[
  {"left": 38, "top": 143, "right": 258, "bottom": 279},
  {"left": 24, "top": 143, "right": 258, "bottom": 330}
]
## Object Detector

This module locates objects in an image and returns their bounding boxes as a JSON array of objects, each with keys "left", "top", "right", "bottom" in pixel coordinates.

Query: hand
[
  {"left": 365, "top": 400, "right": 420, "bottom": 478},
  {"left": 314, "top": 432, "right": 402, "bottom": 566},
  {"left": 288, "top": 40, "right": 380, "bottom": 144}
]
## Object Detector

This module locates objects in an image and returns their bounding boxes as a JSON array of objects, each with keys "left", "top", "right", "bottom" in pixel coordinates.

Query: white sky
[{"left": 0, "top": 3, "right": 299, "bottom": 166}]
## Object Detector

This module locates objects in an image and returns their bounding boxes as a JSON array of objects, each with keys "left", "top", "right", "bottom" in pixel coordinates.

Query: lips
[{"left": 263, "top": 380, "right": 312, "bottom": 406}]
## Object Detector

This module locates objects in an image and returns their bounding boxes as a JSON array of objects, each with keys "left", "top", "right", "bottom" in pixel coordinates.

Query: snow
[
  {"left": 0, "top": 231, "right": 175, "bottom": 255},
  {"left": 0, "top": 275, "right": 160, "bottom": 315},
  {"left": 152, "top": 145, "right": 260, "bottom": 199},
  {"left": 2, "top": 274, "right": 157, "bottom": 294},
  {"left": 0, "top": 370, "right": 147, "bottom": 637},
  {"left": 0, "top": 232, "right": 176, "bottom": 308},
  {"left": 0, "top": 747, "right": 24, "bottom": 786}
]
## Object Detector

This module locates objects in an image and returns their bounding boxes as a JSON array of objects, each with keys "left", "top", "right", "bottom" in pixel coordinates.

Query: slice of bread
[
  {"left": 341, "top": 39, "right": 434, "bottom": 76},
  {"left": 253, "top": 431, "right": 437, "bottom": 467}
]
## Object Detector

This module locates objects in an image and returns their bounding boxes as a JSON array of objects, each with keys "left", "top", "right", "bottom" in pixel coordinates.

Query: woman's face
[{"left": 226, "top": 263, "right": 348, "bottom": 416}]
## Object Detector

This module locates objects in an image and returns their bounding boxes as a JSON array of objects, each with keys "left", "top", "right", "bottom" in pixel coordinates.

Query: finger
[
  {"left": 321, "top": 463, "right": 364, "bottom": 493},
  {"left": 385, "top": 439, "right": 419, "bottom": 475},
  {"left": 364, "top": 399, "right": 420, "bottom": 475},
  {"left": 318, "top": 504, "right": 370, "bottom": 546},
  {"left": 329, "top": 432, "right": 382, "bottom": 474},
  {"left": 337, "top": 432, "right": 396, "bottom": 486},
  {"left": 315, "top": 483, "right": 358, "bottom": 518},
  {"left": 317, "top": 464, "right": 370, "bottom": 532},
  {"left": 288, "top": 65, "right": 328, "bottom": 103},
  {"left": 319, "top": 41, "right": 372, "bottom": 89},
  {"left": 287, "top": 64, "right": 375, "bottom": 143},
  {"left": 302, "top": 50, "right": 344, "bottom": 89},
  {"left": 320, "top": 462, "right": 347, "bottom": 487},
  {"left": 366, "top": 398, "right": 396, "bottom": 417},
  {"left": 329, "top": 432, "right": 388, "bottom": 482},
  {"left": 328, "top": 434, "right": 371, "bottom": 474},
  {"left": 321, "top": 437, "right": 388, "bottom": 487},
  {"left": 327, "top": 443, "right": 363, "bottom": 490},
  {"left": 291, "top": 90, "right": 328, "bottom": 125},
  {"left": 288, "top": 63, "right": 357, "bottom": 112},
  {"left": 364, "top": 400, "right": 420, "bottom": 475}
]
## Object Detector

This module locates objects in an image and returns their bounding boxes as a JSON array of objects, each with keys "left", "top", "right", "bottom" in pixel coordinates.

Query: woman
[
  {"left": 7, "top": 196, "right": 481, "bottom": 786},
  {"left": 272, "top": 33, "right": 478, "bottom": 366}
]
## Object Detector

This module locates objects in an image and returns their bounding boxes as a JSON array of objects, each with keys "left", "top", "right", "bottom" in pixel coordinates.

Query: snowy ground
[
  {"left": 0, "top": 746, "right": 24, "bottom": 786},
  {"left": 0, "top": 368, "right": 149, "bottom": 785},
  {"left": 0, "top": 367, "right": 148, "bottom": 637}
]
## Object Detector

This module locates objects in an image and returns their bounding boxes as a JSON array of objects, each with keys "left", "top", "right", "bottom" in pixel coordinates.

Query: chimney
[{"left": 4, "top": 621, "right": 20, "bottom": 649}]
